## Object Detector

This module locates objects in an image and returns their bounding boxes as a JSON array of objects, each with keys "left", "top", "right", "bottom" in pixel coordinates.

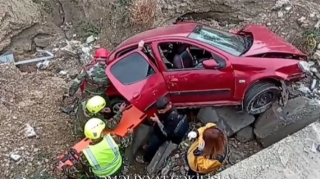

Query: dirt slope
[{"left": 0, "top": 64, "right": 74, "bottom": 179}]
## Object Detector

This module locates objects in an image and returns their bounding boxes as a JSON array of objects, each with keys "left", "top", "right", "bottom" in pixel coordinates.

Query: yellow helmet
[
  {"left": 86, "top": 96, "right": 106, "bottom": 114},
  {"left": 84, "top": 118, "right": 106, "bottom": 139}
]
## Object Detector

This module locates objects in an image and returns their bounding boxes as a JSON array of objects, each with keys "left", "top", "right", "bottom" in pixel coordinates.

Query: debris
[
  {"left": 272, "top": 0, "right": 290, "bottom": 11},
  {"left": 10, "top": 153, "right": 21, "bottom": 162},
  {"left": 0, "top": 51, "right": 15, "bottom": 63},
  {"left": 86, "top": 35, "right": 96, "bottom": 44},
  {"left": 14, "top": 50, "right": 54, "bottom": 66},
  {"left": 315, "top": 20, "right": 320, "bottom": 29},
  {"left": 310, "top": 79, "right": 317, "bottom": 91},
  {"left": 284, "top": 5, "right": 292, "bottom": 11},
  {"left": 36, "top": 60, "right": 50, "bottom": 70},
  {"left": 279, "top": 80, "right": 289, "bottom": 106},
  {"left": 25, "top": 124, "right": 37, "bottom": 138},
  {"left": 296, "top": 83, "right": 311, "bottom": 94},
  {"left": 58, "top": 70, "right": 68, "bottom": 75},
  {"left": 297, "top": 16, "right": 307, "bottom": 25},
  {"left": 278, "top": 11, "right": 284, "bottom": 18},
  {"left": 311, "top": 67, "right": 318, "bottom": 73}
]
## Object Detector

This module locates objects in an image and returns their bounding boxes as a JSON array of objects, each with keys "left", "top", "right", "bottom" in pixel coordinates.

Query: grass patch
[
  {"left": 300, "top": 28, "right": 320, "bottom": 56},
  {"left": 75, "top": 20, "right": 101, "bottom": 38}
]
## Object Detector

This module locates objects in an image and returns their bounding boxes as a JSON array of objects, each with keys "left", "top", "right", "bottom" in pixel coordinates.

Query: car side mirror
[{"left": 203, "top": 60, "right": 219, "bottom": 69}]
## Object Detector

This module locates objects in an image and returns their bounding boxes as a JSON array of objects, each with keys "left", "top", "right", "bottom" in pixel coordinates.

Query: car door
[
  {"left": 106, "top": 49, "right": 169, "bottom": 114},
  {"left": 153, "top": 39, "right": 235, "bottom": 106}
]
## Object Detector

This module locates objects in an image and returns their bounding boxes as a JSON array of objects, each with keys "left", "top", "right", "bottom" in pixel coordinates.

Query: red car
[{"left": 105, "top": 22, "right": 307, "bottom": 115}]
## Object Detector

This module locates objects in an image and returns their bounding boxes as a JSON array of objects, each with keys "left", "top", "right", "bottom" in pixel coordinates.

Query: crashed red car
[{"left": 104, "top": 22, "right": 307, "bottom": 115}]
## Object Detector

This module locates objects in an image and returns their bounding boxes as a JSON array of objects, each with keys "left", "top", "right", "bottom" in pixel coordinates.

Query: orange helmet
[{"left": 94, "top": 48, "right": 110, "bottom": 58}]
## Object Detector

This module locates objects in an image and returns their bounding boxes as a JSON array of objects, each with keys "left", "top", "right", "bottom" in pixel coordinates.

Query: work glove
[{"left": 187, "top": 131, "right": 197, "bottom": 140}]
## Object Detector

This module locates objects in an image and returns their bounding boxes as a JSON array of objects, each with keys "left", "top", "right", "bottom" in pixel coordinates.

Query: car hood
[{"left": 241, "top": 25, "right": 305, "bottom": 57}]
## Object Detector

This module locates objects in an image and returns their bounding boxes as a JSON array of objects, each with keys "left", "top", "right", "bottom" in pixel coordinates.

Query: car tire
[
  {"left": 110, "top": 98, "right": 126, "bottom": 114},
  {"left": 244, "top": 82, "right": 280, "bottom": 115}
]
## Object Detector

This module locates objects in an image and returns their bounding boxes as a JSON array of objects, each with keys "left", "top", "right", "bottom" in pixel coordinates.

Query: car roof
[{"left": 118, "top": 22, "right": 198, "bottom": 47}]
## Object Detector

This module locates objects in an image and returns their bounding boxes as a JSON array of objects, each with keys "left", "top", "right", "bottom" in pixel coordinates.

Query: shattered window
[
  {"left": 188, "top": 25, "right": 246, "bottom": 56},
  {"left": 110, "top": 52, "right": 155, "bottom": 85}
]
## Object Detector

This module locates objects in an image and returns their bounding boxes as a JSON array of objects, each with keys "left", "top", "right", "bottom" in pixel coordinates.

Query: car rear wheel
[
  {"left": 244, "top": 82, "right": 280, "bottom": 115},
  {"left": 110, "top": 97, "right": 126, "bottom": 114}
]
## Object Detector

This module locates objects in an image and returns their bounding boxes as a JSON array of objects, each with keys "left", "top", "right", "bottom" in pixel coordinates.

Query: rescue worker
[
  {"left": 137, "top": 97, "right": 189, "bottom": 164},
  {"left": 74, "top": 95, "right": 126, "bottom": 137},
  {"left": 62, "top": 118, "right": 133, "bottom": 179},
  {"left": 68, "top": 48, "right": 110, "bottom": 100},
  {"left": 186, "top": 123, "right": 228, "bottom": 179}
]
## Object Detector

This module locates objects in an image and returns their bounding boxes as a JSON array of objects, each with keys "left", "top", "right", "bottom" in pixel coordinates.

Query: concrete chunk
[
  {"left": 197, "top": 107, "right": 255, "bottom": 136},
  {"left": 254, "top": 97, "right": 320, "bottom": 148},
  {"left": 125, "top": 124, "right": 152, "bottom": 164},
  {"left": 147, "top": 141, "right": 177, "bottom": 174},
  {"left": 235, "top": 126, "right": 255, "bottom": 142}
]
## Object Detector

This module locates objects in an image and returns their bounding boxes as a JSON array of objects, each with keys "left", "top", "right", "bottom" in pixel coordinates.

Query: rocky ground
[{"left": 1, "top": 0, "right": 320, "bottom": 178}]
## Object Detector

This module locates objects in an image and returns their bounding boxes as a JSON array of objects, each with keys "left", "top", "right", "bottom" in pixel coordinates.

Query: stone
[
  {"left": 0, "top": 0, "right": 41, "bottom": 51},
  {"left": 86, "top": 35, "right": 96, "bottom": 44},
  {"left": 197, "top": 107, "right": 255, "bottom": 136},
  {"left": 34, "top": 36, "right": 52, "bottom": 48},
  {"left": 214, "top": 121, "right": 320, "bottom": 179},
  {"left": 25, "top": 124, "right": 36, "bottom": 138},
  {"left": 235, "top": 126, "right": 255, "bottom": 143},
  {"left": 147, "top": 141, "right": 177, "bottom": 174},
  {"left": 124, "top": 124, "right": 152, "bottom": 164},
  {"left": 254, "top": 97, "right": 320, "bottom": 148},
  {"left": 9, "top": 153, "right": 21, "bottom": 161},
  {"left": 313, "top": 50, "right": 320, "bottom": 60}
]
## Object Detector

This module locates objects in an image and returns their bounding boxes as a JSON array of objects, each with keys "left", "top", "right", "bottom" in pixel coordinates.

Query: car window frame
[
  {"left": 115, "top": 45, "right": 138, "bottom": 58},
  {"left": 110, "top": 51, "right": 157, "bottom": 85},
  {"left": 156, "top": 40, "right": 227, "bottom": 72}
]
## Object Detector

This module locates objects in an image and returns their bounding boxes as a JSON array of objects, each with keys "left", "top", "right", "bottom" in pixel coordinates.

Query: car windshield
[
  {"left": 110, "top": 52, "right": 155, "bottom": 85},
  {"left": 188, "top": 25, "right": 247, "bottom": 56}
]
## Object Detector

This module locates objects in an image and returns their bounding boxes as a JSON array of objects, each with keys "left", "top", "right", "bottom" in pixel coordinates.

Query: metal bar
[{"left": 14, "top": 50, "right": 54, "bottom": 65}]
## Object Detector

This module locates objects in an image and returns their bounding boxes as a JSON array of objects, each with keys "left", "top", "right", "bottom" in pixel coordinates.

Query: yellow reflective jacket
[{"left": 187, "top": 123, "right": 227, "bottom": 174}]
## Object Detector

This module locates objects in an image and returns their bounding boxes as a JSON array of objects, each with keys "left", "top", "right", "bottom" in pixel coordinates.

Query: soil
[{"left": 1, "top": 0, "right": 320, "bottom": 178}]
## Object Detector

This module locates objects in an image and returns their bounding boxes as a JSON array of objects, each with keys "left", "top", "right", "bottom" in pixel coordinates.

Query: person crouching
[{"left": 186, "top": 123, "right": 228, "bottom": 179}]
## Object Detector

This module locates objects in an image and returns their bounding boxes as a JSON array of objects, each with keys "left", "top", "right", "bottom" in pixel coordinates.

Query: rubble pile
[{"left": 290, "top": 59, "right": 320, "bottom": 102}]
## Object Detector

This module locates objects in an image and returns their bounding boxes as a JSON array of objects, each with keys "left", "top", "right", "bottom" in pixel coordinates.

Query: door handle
[
  {"left": 132, "top": 92, "right": 141, "bottom": 99},
  {"left": 170, "top": 78, "right": 178, "bottom": 82}
]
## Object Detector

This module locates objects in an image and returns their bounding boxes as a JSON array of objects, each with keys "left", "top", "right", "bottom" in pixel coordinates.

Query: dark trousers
[
  {"left": 143, "top": 118, "right": 189, "bottom": 163},
  {"left": 143, "top": 134, "right": 166, "bottom": 163}
]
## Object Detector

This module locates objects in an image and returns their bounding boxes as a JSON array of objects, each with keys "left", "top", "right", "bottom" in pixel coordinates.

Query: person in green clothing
[
  {"left": 68, "top": 48, "right": 111, "bottom": 104},
  {"left": 74, "top": 95, "right": 127, "bottom": 138},
  {"left": 62, "top": 118, "right": 133, "bottom": 179}
]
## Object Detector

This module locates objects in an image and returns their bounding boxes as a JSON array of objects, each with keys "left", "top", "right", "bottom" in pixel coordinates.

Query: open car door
[{"left": 106, "top": 49, "right": 169, "bottom": 114}]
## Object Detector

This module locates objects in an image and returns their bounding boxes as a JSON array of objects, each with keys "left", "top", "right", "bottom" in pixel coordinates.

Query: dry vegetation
[{"left": 128, "top": 0, "right": 159, "bottom": 25}]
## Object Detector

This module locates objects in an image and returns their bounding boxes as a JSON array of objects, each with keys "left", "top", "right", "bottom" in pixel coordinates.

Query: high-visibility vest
[{"left": 83, "top": 134, "right": 122, "bottom": 176}]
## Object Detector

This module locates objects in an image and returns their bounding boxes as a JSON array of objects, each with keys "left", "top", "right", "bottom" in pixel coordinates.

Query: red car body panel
[
  {"left": 103, "top": 22, "right": 305, "bottom": 113},
  {"left": 241, "top": 25, "right": 305, "bottom": 57}
]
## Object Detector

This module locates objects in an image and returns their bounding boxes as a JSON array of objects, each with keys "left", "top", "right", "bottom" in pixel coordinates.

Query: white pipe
[{"left": 14, "top": 50, "right": 54, "bottom": 65}]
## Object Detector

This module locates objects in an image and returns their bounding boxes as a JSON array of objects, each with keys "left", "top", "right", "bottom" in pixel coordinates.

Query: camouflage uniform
[
  {"left": 74, "top": 99, "right": 123, "bottom": 138},
  {"left": 69, "top": 61, "right": 110, "bottom": 106},
  {"left": 62, "top": 133, "right": 133, "bottom": 178}
]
